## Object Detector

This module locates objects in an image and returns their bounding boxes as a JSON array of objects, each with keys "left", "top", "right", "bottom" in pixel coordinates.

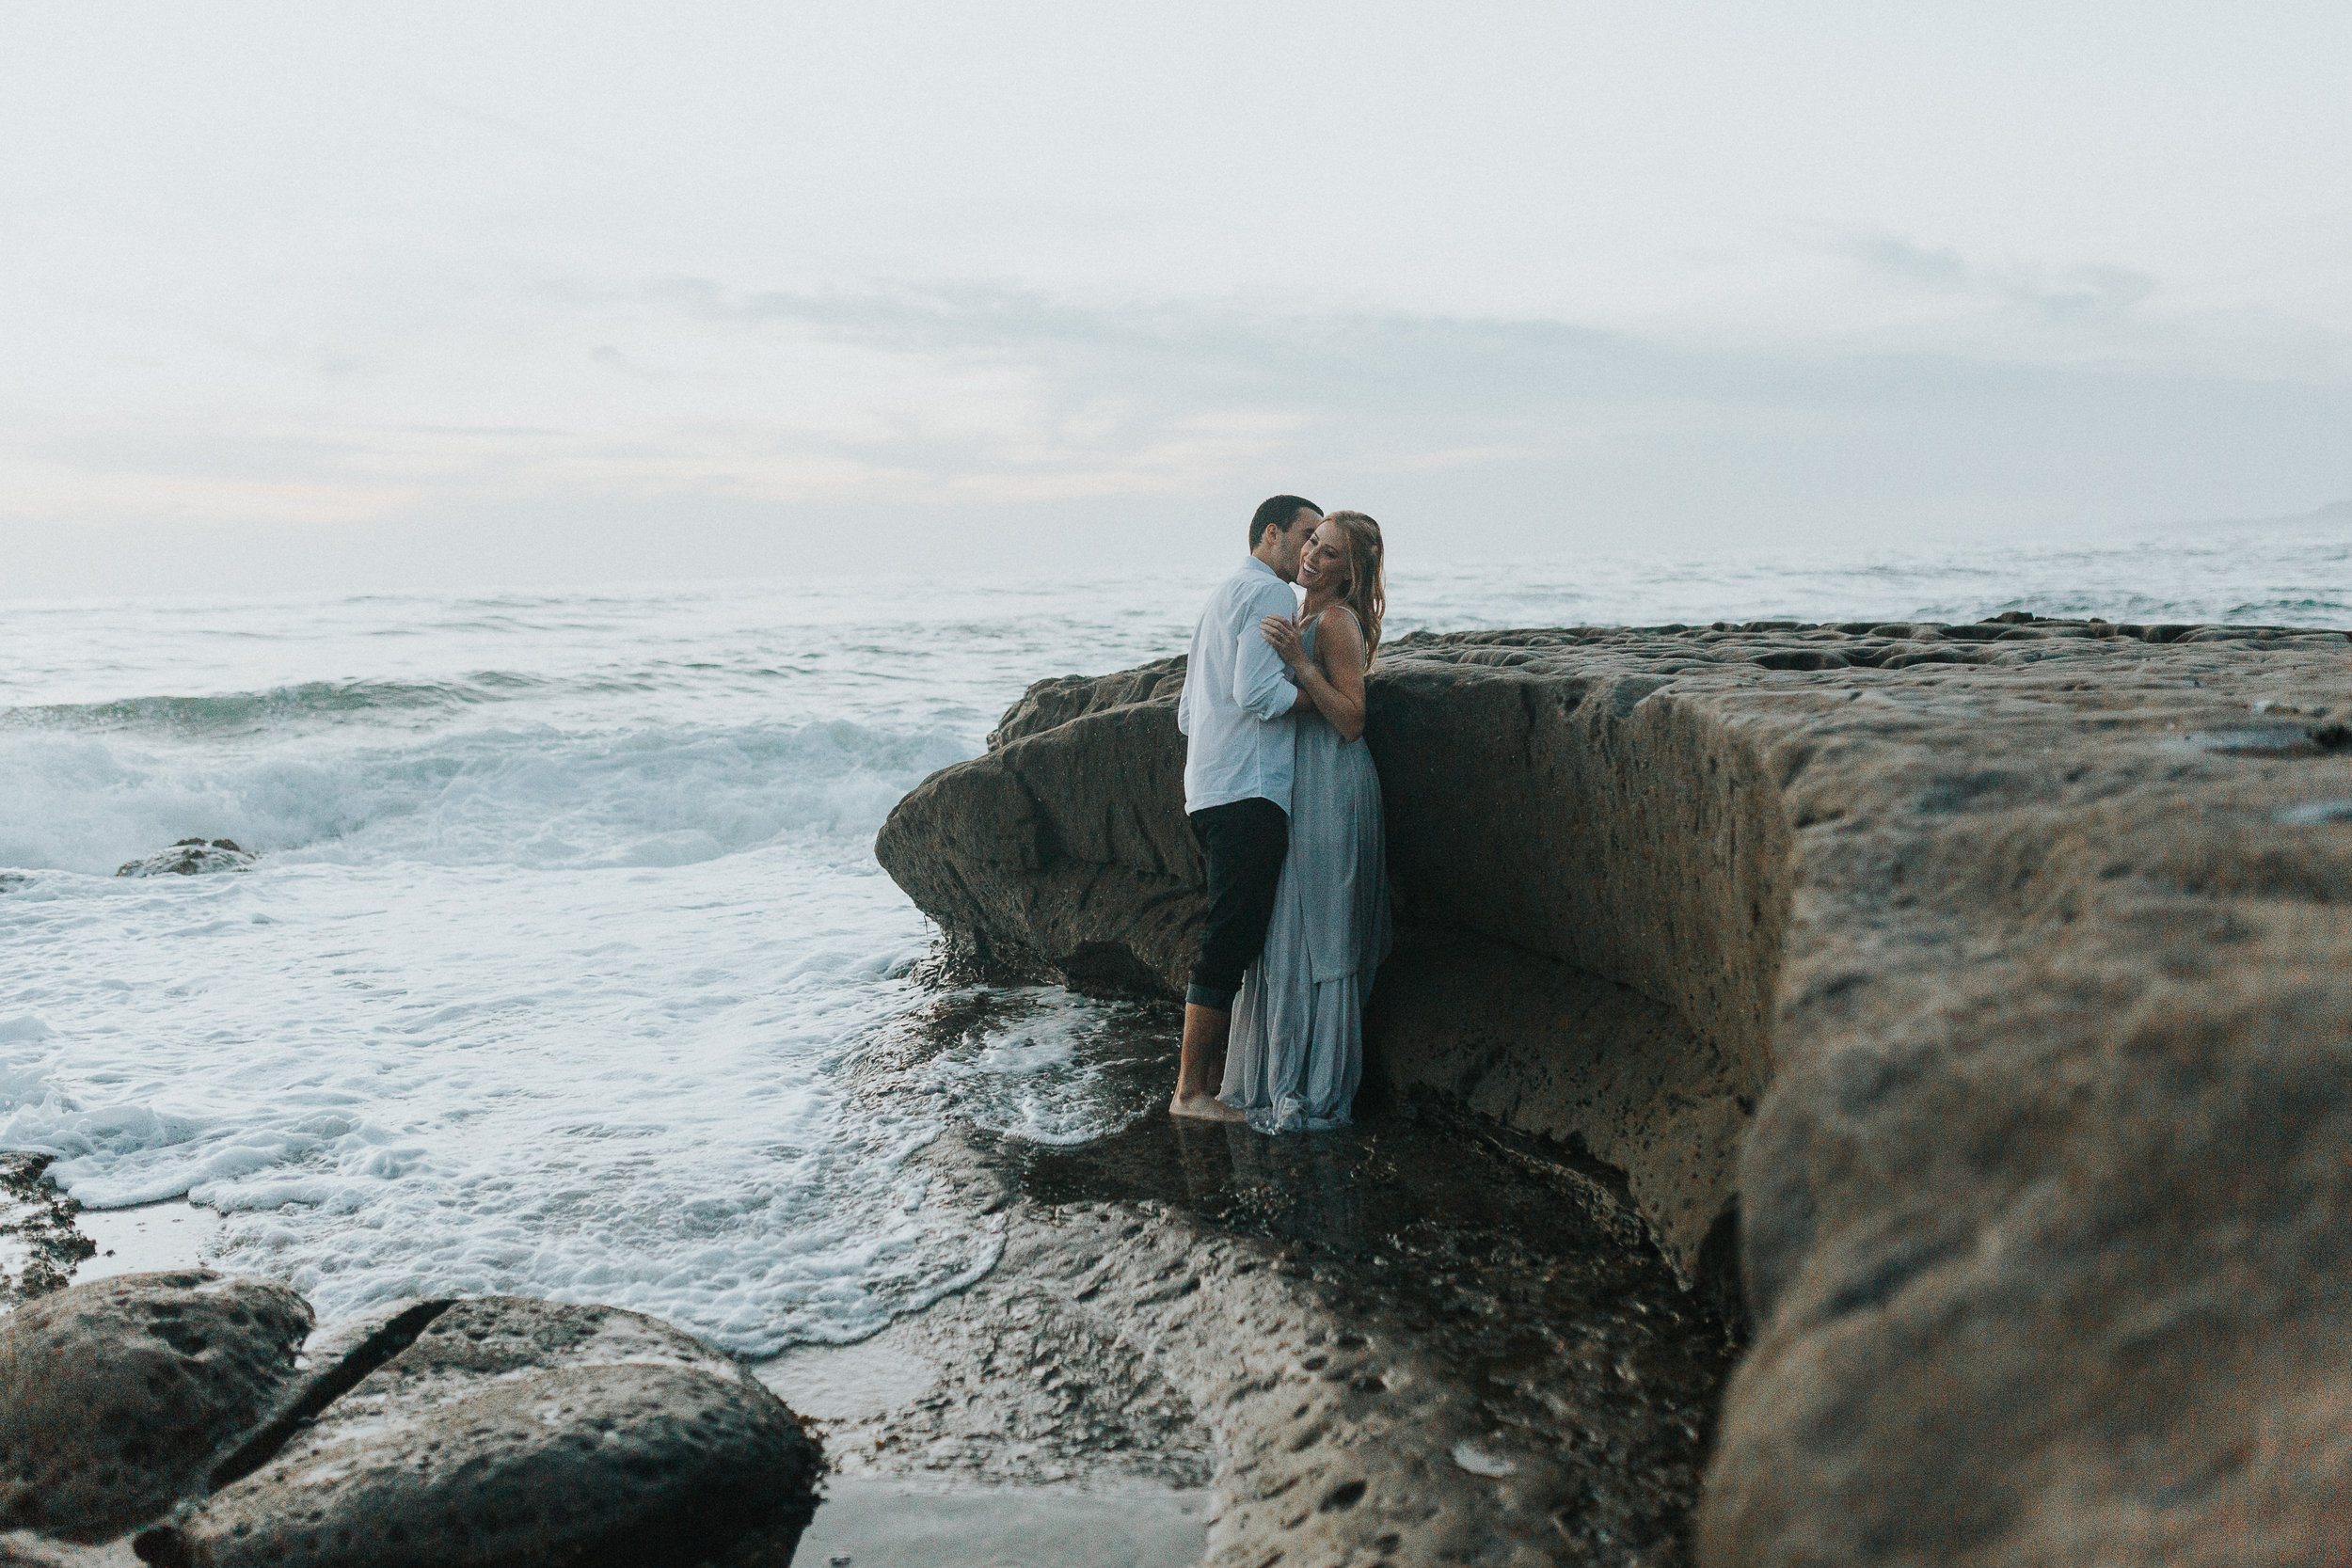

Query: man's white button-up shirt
[{"left": 1178, "top": 556, "right": 1300, "bottom": 816}]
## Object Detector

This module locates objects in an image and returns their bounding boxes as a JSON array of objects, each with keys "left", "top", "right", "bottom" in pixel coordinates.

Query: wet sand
[
  {"left": 2, "top": 1154, "right": 225, "bottom": 1310},
  {"left": 72, "top": 1197, "right": 225, "bottom": 1282},
  {"left": 791, "top": 1480, "right": 1211, "bottom": 1567}
]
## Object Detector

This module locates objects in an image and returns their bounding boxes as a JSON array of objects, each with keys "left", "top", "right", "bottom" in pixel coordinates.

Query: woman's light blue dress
[{"left": 1219, "top": 610, "right": 1392, "bottom": 1132}]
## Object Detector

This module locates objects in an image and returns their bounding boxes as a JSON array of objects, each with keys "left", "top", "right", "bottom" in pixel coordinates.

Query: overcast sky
[{"left": 4, "top": 2, "right": 2348, "bottom": 595}]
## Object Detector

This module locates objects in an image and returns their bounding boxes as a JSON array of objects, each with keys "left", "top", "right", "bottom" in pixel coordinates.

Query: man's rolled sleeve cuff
[
  {"left": 1185, "top": 983, "right": 1235, "bottom": 1010},
  {"left": 1238, "top": 688, "right": 1294, "bottom": 723}
]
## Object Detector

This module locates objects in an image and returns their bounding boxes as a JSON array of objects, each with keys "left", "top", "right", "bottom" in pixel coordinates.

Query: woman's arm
[{"left": 1262, "top": 609, "right": 1367, "bottom": 741}]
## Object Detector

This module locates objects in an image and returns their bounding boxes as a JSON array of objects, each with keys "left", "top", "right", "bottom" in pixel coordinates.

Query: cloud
[
  {"left": 1845, "top": 235, "right": 2158, "bottom": 319},
  {"left": 6, "top": 271, "right": 2349, "bottom": 597},
  {"left": 589, "top": 345, "right": 665, "bottom": 381}
]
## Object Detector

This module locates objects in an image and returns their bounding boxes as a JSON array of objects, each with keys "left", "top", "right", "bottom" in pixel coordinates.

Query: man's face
[{"left": 1268, "top": 508, "right": 1319, "bottom": 580}]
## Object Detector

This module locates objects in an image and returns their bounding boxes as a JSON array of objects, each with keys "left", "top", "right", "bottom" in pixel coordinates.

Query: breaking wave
[{"left": 0, "top": 717, "right": 970, "bottom": 876}]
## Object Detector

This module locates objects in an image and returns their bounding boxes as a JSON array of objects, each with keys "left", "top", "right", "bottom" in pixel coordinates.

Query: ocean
[{"left": 2, "top": 518, "right": 2344, "bottom": 1354}]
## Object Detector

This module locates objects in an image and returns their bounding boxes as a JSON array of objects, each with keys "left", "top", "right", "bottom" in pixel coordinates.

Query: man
[{"left": 1169, "top": 494, "right": 1321, "bottom": 1121}]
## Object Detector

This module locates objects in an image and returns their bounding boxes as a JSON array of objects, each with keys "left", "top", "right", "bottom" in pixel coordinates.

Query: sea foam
[
  {"left": 0, "top": 610, "right": 1000, "bottom": 1348},
  {"left": 0, "top": 717, "right": 966, "bottom": 876},
  {"left": 0, "top": 845, "right": 988, "bottom": 1351}
]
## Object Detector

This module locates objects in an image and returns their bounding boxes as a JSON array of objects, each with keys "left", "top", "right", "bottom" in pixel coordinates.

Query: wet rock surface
[
  {"left": 814, "top": 990, "right": 1740, "bottom": 1566},
  {"left": 113, "top": 840, "right": 254, "bottom": 879},
  {"left": 877, "top": 615, "right": 2352, "bottom": 1564},
  {"left": 0, "top": 1271, "right": 310, "bottom": 1543},
  {"left": 0, "top": 1155, "right": 95, "bottom": 1307}
]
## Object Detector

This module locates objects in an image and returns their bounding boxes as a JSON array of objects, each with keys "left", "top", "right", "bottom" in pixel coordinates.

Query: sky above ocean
[{"left": 4, "top": 3, "right": 2348, "bottom": 598}]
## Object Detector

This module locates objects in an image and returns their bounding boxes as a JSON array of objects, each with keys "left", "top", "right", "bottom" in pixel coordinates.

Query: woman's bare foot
[{"left": 1169, "top": 1092, "right": 1246, "bottom": 1123}]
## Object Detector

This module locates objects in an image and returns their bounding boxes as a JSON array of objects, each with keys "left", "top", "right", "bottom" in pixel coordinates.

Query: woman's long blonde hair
[{"left": 1319, "top": 510, "right": 1386, "bottom": 665}]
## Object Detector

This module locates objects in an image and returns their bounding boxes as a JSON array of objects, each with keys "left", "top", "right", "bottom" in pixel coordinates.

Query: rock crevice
[{"left": 878, "top": 630, "right": 1802, "bottom": 1280}]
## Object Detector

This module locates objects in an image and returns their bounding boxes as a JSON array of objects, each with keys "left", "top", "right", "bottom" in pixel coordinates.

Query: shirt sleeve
[{"left": 1232, "top": 585, "right": 1297, "bottom": 722}]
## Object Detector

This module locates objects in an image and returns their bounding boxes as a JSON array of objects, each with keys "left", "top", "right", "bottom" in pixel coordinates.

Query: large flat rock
[
  {"left": 147, "top": 1296, "right": 822, "bottom": 1568},
  {"left": 0, "top": 1270, "right": 310, "bottom": 1543},
  {"left": 874, "top": 615, "right": 2352, "bottom": 1563}
]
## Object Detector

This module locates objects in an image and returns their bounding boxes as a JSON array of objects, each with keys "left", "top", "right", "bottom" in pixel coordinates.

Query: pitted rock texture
[
  {"left": 150, "top": 1296, "right": 821, "bottom": 1568},
  {"left": 114, "top": 839, "right": 254, "bottom": 878},
  {"left": 797, "top": 992, "right": 1735, "bottom": 1563},
  {"left": 876, "top": 613, "right": 2352, "bottom": 1564},
  {"left": 0, "top": 1271, "right": 311, "bottom": 1543}
]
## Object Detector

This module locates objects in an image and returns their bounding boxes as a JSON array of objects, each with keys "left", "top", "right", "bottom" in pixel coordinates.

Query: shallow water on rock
[
  {"left": 868, "top": 986, "right": 1742, "bottom": 1560},
  {"left": 794, "top": 1480, "right": 1213, "bottom": 1568}
]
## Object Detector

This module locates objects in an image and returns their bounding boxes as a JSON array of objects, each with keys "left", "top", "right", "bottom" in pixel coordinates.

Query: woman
[{"left": 1217, "top": 511, "right": 1393, "bottom": 1132}]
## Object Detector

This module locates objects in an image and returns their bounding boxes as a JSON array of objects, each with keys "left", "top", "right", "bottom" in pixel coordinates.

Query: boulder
[
  {"left": 0, "top": 1270, "right": 311, "bottom": 1542},
  {"left": 114, "top": 841, "right": 254, "bottom": 879},
  {"left": 882, "top": 656, "right": 1197, "bottom": 994},
  {"left": 143, "top": 1296, "right": 822, "bottom": 1568},
  {"left": 873, "top": 616, "right": 2352, "bottom": 1564}
]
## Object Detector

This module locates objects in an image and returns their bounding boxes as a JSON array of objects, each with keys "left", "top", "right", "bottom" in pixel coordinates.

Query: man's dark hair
[{"left": 1248, "top": 495, "right": 1321, "bottom": 548}]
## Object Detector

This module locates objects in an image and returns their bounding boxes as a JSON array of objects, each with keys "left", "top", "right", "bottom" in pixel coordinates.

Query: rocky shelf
[{"left": 876, "top": 614, "right": 2352, "bottom": 1565}]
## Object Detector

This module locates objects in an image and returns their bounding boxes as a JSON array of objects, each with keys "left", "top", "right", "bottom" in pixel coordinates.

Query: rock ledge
[{"left": 876, "top": 613, "right": 2352, "bottom": 1566}]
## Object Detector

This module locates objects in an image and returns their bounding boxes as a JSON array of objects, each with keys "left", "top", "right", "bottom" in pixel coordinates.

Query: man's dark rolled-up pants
[{"left": 1185, "top": 797, "right": 1289, "bottom": 1011}]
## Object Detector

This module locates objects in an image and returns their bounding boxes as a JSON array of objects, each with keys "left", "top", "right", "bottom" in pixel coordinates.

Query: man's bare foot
[{"left": 1169, "top": 1092, "right": 1247, "bottom": 1123}]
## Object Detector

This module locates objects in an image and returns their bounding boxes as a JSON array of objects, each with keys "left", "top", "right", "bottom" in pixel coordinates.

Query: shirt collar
[{"left": 1243, "top": 555, "right": 1282, "bottom": 583}]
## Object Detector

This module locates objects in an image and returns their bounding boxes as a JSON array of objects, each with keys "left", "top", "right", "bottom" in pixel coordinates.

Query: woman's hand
[{"left": 1262, "top": 614, "right": 1310, "bottom": 673}]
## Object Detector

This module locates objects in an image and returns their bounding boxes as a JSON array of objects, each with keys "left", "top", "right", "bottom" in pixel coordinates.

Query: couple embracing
[{"left": 1169, "top": 496, "right": 1392, "bottom": 1132}]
